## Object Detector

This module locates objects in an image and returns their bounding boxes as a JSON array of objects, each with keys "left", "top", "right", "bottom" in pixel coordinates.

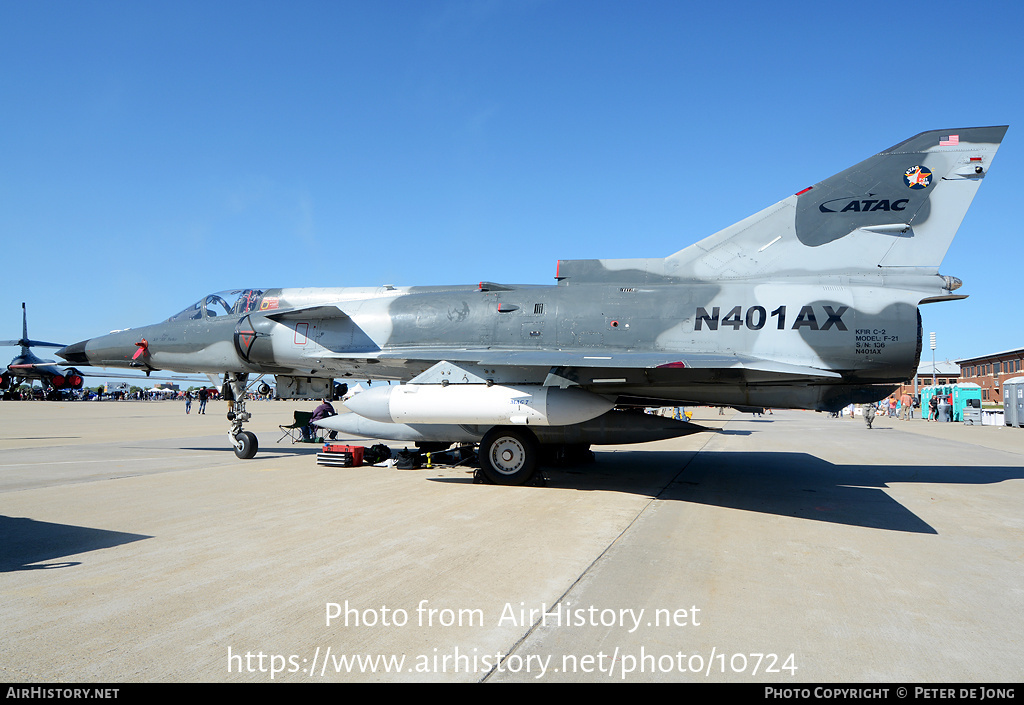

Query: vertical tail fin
[
  {"left": 1, "top": 303, "right": 66, "bottom": 351},
  {"left": 662, "top": 126, "right": 1007, "bottom": 279}
]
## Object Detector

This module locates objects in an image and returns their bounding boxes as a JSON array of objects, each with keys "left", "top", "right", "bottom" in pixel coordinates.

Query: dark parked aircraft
[{"left": 2, "top": 303, "right": 84, "bottom": 399}]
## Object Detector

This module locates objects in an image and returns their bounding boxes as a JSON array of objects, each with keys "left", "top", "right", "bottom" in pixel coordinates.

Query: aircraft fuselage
[{"left": 61, "top": 275, "right": 924, "bottom": 412}]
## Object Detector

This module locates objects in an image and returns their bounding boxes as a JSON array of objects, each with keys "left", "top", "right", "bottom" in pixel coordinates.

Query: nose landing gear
[
  {"left": 224, "top": 372, "right": 259, "bottom": 459},
  {"left": 228, "top": 401, "right": 258, "bottom": 459}
]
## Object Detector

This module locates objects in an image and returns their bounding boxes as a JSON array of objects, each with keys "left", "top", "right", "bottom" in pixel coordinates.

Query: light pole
[{"left": 930, "top": 332, "right": 937, "bottom": 387}]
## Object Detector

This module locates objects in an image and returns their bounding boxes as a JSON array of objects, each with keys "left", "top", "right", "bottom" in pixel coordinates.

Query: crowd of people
[{"left": 856, "top": 391, "right": 959, "bottom": 428}]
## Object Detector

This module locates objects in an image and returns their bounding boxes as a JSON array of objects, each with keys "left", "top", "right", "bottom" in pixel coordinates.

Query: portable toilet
[
  {"left": 1004, "top": 377, "right": 1024, "bottom": 428},
  {"left": 922, "top": 385, "right": 953, "bottom": 421},
  {"left": 939, "top": 385, "right": 954, "bottom": 422},
  {"left": 920, "top": 387, "right": 934, "bottom": 420},
  {"left": 951, "top": 383, "right": 982, "bottom": 422},
  {"left": 962, "top": 397, "right": 983, "bottom": 425}
]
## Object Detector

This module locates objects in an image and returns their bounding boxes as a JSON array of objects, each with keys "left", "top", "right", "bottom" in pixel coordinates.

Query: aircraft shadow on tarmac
[
  {"left": 170, "top": 441, "right": 1019, "bottom": 535},
  {"left": 180, "top": 445, "right": 324, "bottom": 457},
  {"left": 536, "top": 450, "right": 1024, "bottom": 535},
  {"left": 0, "top": 515, "right": 151, "bottom": 572}
]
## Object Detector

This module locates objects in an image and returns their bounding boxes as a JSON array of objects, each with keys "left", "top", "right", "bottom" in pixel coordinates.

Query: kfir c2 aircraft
[
  {"left": 59, "top": 126, "right": 1006, "bottom": 483},
  {"left": 3, "top": 303, "right": 87, "bottom": 399}
]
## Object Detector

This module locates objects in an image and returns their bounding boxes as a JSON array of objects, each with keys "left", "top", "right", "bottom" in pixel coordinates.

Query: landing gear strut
[{"left": 224, "top": 373, "right": 258, "bottom": 459}]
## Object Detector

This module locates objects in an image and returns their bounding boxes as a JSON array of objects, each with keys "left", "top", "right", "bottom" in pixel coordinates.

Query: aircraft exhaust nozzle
[{"left": 344, "top": 383, "right": 615, "bottom": 427}]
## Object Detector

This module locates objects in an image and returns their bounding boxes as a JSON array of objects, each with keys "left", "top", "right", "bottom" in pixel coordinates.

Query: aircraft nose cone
[{"left": 57, "top": 340, "right": 91, "bottom": 365}]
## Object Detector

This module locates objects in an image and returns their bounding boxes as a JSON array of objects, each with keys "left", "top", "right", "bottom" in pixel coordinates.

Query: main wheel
[
  {"left": 233, "top": 431, "right": 259, "bottom": 459},
  {"left": 478, "top": 427, "right": 539, "bottom": 485}
]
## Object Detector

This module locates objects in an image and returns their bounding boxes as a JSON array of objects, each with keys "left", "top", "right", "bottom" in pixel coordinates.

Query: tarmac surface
[{"left": 1, "top": 399, "right": 1022, "bottom": 682}]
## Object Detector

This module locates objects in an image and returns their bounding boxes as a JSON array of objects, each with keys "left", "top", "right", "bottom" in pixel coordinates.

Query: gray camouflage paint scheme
[{"left": 61, "top": 126, "right": 1007, "bottom": 416}]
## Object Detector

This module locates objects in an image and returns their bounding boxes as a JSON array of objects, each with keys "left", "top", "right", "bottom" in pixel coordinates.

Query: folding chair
[{"left": 278, "top": 410, "right": 314, "bottom": 443}]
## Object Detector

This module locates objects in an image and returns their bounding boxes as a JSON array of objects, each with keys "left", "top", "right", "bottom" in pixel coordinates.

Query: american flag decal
[{"left": 939, "top": 134, "right": 959, "bottom": 146}]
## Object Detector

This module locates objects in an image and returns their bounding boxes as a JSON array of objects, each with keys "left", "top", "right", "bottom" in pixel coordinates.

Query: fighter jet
[
  {"left": 2, "top": 303, "right": 86, "bottom": 399},
  {"left": 59, "top": 126, "right": 1007, "bottom": 483}
]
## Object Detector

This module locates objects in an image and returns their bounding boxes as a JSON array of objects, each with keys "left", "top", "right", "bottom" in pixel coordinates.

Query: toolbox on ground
[{"left": 317, "top": 444, "right": 364, "bottom": 467}]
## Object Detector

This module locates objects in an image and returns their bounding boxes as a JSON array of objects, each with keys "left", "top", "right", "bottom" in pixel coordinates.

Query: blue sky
[{"left": 2, "top": 0, "right": 1022, "bottom": 381}]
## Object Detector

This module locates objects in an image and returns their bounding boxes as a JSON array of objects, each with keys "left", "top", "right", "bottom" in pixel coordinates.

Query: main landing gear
[
  {"left": 474, "top": 428, "right": 595, "bottom": 486},
  {"left": 477, "top": 426, "right": 540, "bottom": 485}
]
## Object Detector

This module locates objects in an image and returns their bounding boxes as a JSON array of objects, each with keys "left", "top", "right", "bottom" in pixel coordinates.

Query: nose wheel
[{"left": 232, "top": 430, "right": 258, "bottom": 459}]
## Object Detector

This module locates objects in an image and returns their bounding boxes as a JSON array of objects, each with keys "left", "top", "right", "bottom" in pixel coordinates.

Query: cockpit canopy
[{"left": 166, "top": 289, "right": 266, "bottom": 322}]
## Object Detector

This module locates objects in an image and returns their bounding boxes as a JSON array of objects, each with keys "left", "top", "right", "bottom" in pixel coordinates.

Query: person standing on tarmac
[{"left": 864, "top": 402, "right": 876, "bottom": 429}]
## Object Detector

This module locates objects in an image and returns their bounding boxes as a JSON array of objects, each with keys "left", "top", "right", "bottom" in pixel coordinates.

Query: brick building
[{"left": 955, "top": 348, "right": 1024, "bottom": 403}]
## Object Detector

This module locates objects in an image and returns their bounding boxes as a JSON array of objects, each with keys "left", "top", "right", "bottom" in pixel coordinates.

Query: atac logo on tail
[
  {"left": 818, "top": 165, "right": 934, "bottom": 214},
  {"left": 818, "top": 195, "right": 910, "bottom": 213},
  {"left": 903, "top": 165, "right": 933, "bottom": 189}
]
